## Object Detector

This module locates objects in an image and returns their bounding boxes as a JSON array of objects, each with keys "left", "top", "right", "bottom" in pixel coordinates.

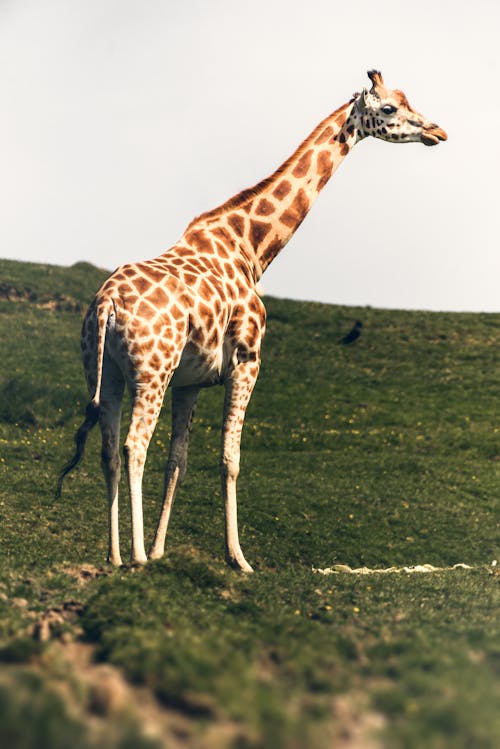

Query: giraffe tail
[
  {"left": 55, "top": 300, "right": 111, "bottom": 498},
  {"left": 90, "top": 299, "right": 112, "bottom": 411},
  {"left": 55, "top": 402, "right": 100, "bottom": 497}
]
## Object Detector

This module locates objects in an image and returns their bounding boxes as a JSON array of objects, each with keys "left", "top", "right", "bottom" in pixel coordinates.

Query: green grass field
[{"left": 0, "top": 257, "right": 499, "bottom": 748}]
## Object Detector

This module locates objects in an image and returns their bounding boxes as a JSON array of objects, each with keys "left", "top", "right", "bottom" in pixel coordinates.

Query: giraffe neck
[{"left": 184, "top": 98, "right": 364, "bottom": 275}]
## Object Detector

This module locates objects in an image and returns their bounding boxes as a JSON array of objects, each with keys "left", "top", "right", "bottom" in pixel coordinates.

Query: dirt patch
[
  {"left": 29, "top": 600, "right": 85, "bottom": 643},
  {"left": 63, "top": 564, "right": 111, "bottom": 585},
  {"left": 47, "top": 641, "right": 193, "bottom": 747},
  {"left": 30, "top": 639, "right": 249, "bottom": 749},
  {"left": 331, "top": 692, "right": 386, "bottom": 749}
]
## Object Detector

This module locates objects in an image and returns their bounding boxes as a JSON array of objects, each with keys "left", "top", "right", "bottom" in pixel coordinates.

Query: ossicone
[
  {"left": 367, "top": 69, "right": 384, "bottom": 88},
  {"left": 366, "top": 69, "right": 389, "bottom": 99}
]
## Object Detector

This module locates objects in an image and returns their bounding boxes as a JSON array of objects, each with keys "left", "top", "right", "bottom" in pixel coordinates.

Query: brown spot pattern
[
  {"left": 292, "top": 149, "right": 313, "bottom": 178},
  {"left": 272, "top": 180, "right": 292, "bottom": 200},
  {"left": 212, "top": 226, "right": 235, "bottom": 248},
  {"left": 335, "top": 110, "right": 348, "bottom": 127},
  {"left": 248, "top": 296, "right": 261, "bottom": 314},
  {"left": 149, "top": 353, "right": 161, "bottom": 370},
  {"left": 256, "top": 198, "right": 275, "bottom": 216},
  {"left": 176, "top": 247, "right": 196, "bottom": 257},
  {"left": 249, "top": 220, "right": 272, "bottom": 250},
  {"left": 236, "top": 279, "right": 249, "bottom": 297},
  {"left": 317, "top": 150, "right": 333, "bottom": 190},
  {"left": 147, "top": 286, "right": 169, "bottom": 307},
  {"left": 215, "top": 242, "right": 230, "bottom": 259},
  {"left": 314, "top": 125, "right": 334, "bottom": 145},
  {"left": 198, "top": 301, "right": 213, "bottom": 321},
  {"left": 279, "top": 189, "right": 309, "bottom": 229},
  {"left": 199, "top": 278, "right": 213, "bottom": 300},
  {"left": 227, "top": 213, "right": 245, "bottom": 237},
  {"left": 185, "top": 230, "right": 213, "bottom": 253},
  {"left": 170, "top": 304, "right": 183, "bottom": 320},
  {"left": 246, "top": 316, "right": 260, "bottom": 347},
  {"left": 209, "top": 257, "right": 223, "bottom": 276},
  {"left": 153, "top": 320, "right": 164, "bottom": 335},
  {"left": 260, "top": 237, "right": 282, "bottom": 268},
  {"left": 234, "top": 259, "right": 251, "bottom": 284},
  {"left": 190, "top": 326, "right": 204, "bottom": 345},
  {"left": 133, "top": 276, "right": 151, "bottom": 294},
  {"left": 137, "top": 300, "right": 155, "bottom": 319},
  {"left": 143, "top": 266, "right": 167, "bottom": 283}
]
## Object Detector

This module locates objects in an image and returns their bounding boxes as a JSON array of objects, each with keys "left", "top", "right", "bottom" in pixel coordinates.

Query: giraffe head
[{"left": 355, "top": 70, "right": 447, "bottom": 146}]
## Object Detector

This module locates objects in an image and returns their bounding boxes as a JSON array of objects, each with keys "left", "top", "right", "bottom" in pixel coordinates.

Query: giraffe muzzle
[{"left": 420, "top": 124, "right": 447, "bottom": 147}]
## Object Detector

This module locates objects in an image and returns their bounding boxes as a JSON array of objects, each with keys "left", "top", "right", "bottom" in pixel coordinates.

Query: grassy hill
[{"left": 0, "top": 258, "right": 499, "bottom": 748}]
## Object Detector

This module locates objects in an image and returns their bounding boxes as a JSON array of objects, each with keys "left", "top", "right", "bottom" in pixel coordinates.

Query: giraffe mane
[{"left": 188, "top": 101, "right": 353, "bottom": 228}]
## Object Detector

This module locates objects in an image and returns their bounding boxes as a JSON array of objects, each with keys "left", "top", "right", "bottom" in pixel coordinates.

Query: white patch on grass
[{"left": 313, "top": 563, "right": 475, "bottom": 575}]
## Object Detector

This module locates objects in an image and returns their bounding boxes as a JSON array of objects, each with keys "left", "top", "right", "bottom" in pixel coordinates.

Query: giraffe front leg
[
  {"left": 221, "top": 360, "right": 259, "bottom": 573},
  {"left": 149, "top": 385, "right": 200, "bottom": 560}
]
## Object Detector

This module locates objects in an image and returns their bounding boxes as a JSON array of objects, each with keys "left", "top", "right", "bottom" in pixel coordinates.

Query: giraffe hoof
[
  {"left": 226, "top": 555, "right": 254, "bottom": 573},
  {"left": 131, "top": 554, "right": 148, "bottom": 566},
  {"left": 107, "top": 555, "right": 123, "bottom": 567},
  {"left": 148, "top": 546, "right": 164, "bottom": 561}
]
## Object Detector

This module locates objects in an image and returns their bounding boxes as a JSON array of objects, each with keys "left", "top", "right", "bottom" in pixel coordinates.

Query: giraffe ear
[
  {"left": 357, "top": 88, "right": 378, "bottom": 112},
  {"left": 357, "top": 88, "right": 371, "bottom": 111}
]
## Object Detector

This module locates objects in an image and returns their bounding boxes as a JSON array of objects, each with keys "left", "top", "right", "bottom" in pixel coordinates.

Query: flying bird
[{"left": 339, "top": 321, "right": 363, "bottom": 345}]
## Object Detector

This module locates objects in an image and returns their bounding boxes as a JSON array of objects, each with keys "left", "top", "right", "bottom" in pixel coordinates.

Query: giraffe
[{"left": 57, "top": 70, "right": 446, "bottom": 572}]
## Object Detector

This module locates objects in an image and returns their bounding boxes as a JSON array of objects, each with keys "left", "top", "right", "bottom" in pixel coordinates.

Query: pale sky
[{"left": 1, "top": 0, "right": 499, "bottom": 312}]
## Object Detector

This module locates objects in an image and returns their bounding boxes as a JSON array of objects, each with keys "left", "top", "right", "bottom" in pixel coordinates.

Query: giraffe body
[{"left": 59, "top": 71, "right": 446, "bottom": 570}]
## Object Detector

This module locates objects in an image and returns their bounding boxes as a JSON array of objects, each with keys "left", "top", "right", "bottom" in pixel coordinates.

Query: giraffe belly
[{"left": 170, "top": 342, "right": 232, "bottom": 388}]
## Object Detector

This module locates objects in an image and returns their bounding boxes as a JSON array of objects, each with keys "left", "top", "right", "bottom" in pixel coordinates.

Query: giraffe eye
[{"left": 381, "top": 105, "right": 397, "bottom": 115}]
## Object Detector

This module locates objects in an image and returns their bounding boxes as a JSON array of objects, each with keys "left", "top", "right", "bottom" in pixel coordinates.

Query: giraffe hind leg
[
  {"left": 99, "top": 366, "right": 125, "bottom": 566},
  {"left": 149, "top": 385, "right": 200, "bottom": 560},
  {"left": 124, "top": 378, "right": 170, "bottom": 564}
]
